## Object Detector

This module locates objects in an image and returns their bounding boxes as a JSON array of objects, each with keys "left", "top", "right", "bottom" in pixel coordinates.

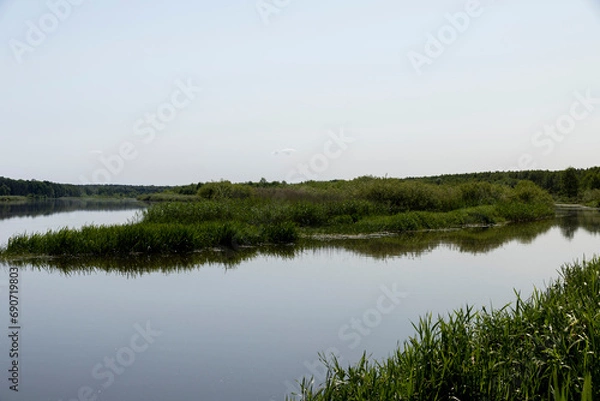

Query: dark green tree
[
  {"left": 589, "top": 174, "right": 600, "bottom": 190},
  {"left": 561, "top": 167, "right": 580, "bottom": 199},
  {"left": 0, "top": 184, "right": 10, "bottom": 196}
]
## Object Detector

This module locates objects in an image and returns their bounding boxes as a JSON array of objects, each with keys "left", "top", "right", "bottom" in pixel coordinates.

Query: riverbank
[
  {"left": 0, "top": 195, "right": 141, "bottom": 203},
  {"left": 291, "top": 257, "right": 600, "bottom": 401},
  {"left": 555, "top": 203, "right": 600, "bottom": 211},
  {"left": 0, "top": 196, "right": 28, "bottom": 203}
]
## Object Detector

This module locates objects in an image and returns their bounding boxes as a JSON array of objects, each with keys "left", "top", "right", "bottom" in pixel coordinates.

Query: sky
[{"left": 1, "top": 0, "right": 599, "bottom": 185}]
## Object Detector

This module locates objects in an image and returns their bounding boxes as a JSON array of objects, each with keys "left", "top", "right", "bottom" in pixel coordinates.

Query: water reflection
[
  {"left": 555, "top": 208, "right": 600, "bottom": 240},
  {"left": 312, "top": 219, "right": 556, "bottom": 259},
  {"left": 6, "top": 208, "right": 599, "bottom": 273},
  {"left": 0, "top": 198, "right": 145, "bottom": 220}
]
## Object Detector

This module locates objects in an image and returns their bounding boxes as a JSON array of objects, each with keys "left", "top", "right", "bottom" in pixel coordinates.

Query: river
[{"left": 0, "top": 200, "right": 598, "bottom": 401}]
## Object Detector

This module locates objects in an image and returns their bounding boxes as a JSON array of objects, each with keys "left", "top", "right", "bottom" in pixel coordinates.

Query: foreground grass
[{"left": 290, "top": 258, "right": 600, "bottom": 401}]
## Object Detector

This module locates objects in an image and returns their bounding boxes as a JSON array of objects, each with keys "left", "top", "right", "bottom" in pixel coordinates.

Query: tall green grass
[
  {"left": 290, "top": 258, "right": 600, "bottom": 401},
  {"left": 0, "top": 180, "right": 555, "bottom": 257},
  {"left": 147, "top": 178, "right": 554, "bottom": 214},
  {"left": 2, "top": 221, "right": 298, "bottom": 256},
  {"left": 141, "top": 181, "right": 554, "bottom": 234},
  {"left": 141, "top": 199, "right": 383, "bottom": 228}
]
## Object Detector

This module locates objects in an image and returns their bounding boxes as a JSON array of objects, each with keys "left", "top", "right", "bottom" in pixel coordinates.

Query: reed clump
[
  {"left": 2, "top": 221, "right": 298, "bottom": 256},
  {"left": 290, "top": 257, "right": 600, "bottom": 401}
]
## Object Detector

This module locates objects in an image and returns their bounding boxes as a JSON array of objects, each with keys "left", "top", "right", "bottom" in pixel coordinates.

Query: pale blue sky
[{"left": 1, "top": 0, "right": 599, "bottom": 185}]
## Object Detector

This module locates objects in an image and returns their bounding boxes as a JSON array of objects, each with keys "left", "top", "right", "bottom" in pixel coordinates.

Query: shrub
[
  {"left": 261, "top": 222, "right": 298, "bottom": 243},
  {"left": 512, "top": 180, "right": 553, "bottom": 205},
  {"left": 198, "top": 181, "right": 255, "bottom": 199},
  {"left": 582, "top": 189, "right": 600, "bottom": 208},
  {"left": 289, "top": 202, "right": 328, "bottom": 227},
  {"left": 459, "top": 182, "right": 506, "bottom": 207},
  {"left": 359, "top": 180, "right": 445, "bottom": 212},
  {"left": 495, "top": 181, "right": 555, "bottom": 222},
  {"left": 142, "top": 201, "right": 233, "bottom": 224}
]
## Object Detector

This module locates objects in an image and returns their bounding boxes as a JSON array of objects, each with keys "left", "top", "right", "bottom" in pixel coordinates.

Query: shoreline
[{"left": 555, "top": 203, "right": 600, "bottom": 211}]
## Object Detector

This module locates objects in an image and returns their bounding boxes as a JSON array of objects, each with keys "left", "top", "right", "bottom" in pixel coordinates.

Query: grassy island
[{"left": 0, "top": 177, "right": 556, "bottom": 258}]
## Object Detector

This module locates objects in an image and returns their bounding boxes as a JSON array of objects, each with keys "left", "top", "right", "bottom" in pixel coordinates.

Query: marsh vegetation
[{"left": 0, "top": 178, "right": 556, "bottom": 258}]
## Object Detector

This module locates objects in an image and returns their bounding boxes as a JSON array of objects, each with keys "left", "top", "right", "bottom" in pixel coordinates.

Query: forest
[{"left": 0, "top": 176, "right": 170, "bottom": 198}]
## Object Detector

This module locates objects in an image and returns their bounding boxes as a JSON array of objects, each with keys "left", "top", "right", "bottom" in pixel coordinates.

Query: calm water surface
[{"left": 0, "top": 201, "right": 599, "bottom": 401}]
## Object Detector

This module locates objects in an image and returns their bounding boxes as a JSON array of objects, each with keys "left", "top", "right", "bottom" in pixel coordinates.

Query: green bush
[
  {"left": 496, "top": 181, "right": 555, "bottom": 222},
  {"left": 459, "top": 181, "right": 506, "bottom": 207},
  {"left": 329, "top": 215, "right": 355, "bottom": 226},
  {"left": 261, "top": 222, "right": 298, "bottom": 243},
  {"left": 583, "top": 189, "right": 600, "bottom": 208},
  {"left": 289, "top": 202, "right": 328, "bottom": 227},
  {"left": 512, "top": 180, "right": 553, "bottom": 204},
  {"left": 357, "top": 179, "right": 510, "bottom": 213},
  {"left": 359, "top": 180, "right": 446, "bottom": 212},
  {"left": 198, "top": 181, "right": 255, "bottom": 199}
]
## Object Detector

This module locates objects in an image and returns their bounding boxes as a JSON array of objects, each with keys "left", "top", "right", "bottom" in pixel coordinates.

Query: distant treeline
[
  {"left": 2, "top": 166, "right": 599, "bottom": 202},
  {"left": 0, "top": 177, "right": 170, "bottom": 198},
  {"left": 417, "top": 166, "right": 600, "bottom": 200}
]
